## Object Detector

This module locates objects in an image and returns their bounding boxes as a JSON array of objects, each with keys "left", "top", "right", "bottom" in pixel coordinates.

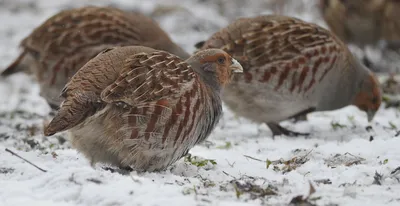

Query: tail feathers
[
  {"left": 1, "top": 51, "right": 28, "bottom": 77},
  {"left": 44, "top": 97, "right": 99, "bottom": 136}
]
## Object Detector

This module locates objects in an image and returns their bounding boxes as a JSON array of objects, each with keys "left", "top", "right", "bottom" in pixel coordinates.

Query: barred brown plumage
[
  {"left": 1, "top": 6, "right": 189, "bottom": 109},
  {"left": 43, "top": 46, "right": 243, "bottom": 172},
  {"left": 196, "top": 15, "right": 382, "bottom": 137}
]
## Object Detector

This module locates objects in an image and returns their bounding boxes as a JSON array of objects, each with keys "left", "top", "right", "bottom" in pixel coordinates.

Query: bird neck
[
  {"left": 185, "top": 56, "right": 224, "bottom": 144},
  {"left": 200, "top": 74, "right": 222, "bottom": 93},
  {"left": 194, "top": 83, "right": 222, "bottom": 145},
  {"left": 318, "top": 56, "right": 367, "bottom": 111},
  {"left": 335, "top": 70, "right": 359, "bottom": 109}
]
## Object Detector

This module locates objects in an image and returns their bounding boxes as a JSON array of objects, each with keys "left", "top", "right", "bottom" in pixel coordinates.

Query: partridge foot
[
  {"left": 292, "top": 114, "right": 308, "bottom": 123},
  {"left": 267, "top": 123, "right": 309, "bottom": 137},
  {"left": 102, "top": 166, "right": 133, "bottom": 174}
]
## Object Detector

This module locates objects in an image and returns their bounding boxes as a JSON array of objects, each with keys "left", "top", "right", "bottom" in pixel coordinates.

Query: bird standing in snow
[
  {"left": 1, "top": 6, "right": 189, "bottom": 110},
  {"left": 43, "top": 46, "right": 243, "bottom": 172},
  {"left": 196, "top": 15, "right": 382, "bottom": 137}
]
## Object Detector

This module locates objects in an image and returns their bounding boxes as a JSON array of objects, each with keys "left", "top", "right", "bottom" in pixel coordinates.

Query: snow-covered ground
[{"left": 0, "top": 0, "right": 400, "bottom": 205}]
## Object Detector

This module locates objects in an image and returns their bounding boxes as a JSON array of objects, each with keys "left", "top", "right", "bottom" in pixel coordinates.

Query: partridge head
[
  {"left": 1, "top": 6, "right": 189, "bottom": 109},
  {"left": 196, "top": 15, "right": 382, "bottom": 137},
  {"left": 351, "top": 63, "right": 382, "bottom": 121},
  {"left": 43, "top": 46, "right": 242, "bottom": 172}
]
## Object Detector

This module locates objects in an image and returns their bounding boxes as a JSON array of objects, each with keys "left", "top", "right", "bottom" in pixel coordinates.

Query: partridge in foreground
[
  {"left": 43, "top": 46, "right": 243, "bottom": 172},
  {"left": 1, "top": 6, "right": 189, "bottom": 109},
  {"left": 320, "top": 0, "right": 400, "bottom": 48},
  {"left": 196, "top": 15, "right": 382, "bottom": 137}
]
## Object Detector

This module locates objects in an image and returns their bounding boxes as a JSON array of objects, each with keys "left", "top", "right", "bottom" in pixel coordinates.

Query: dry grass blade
[
  {"left": 243, "top": 155, "right": 265, "bottom": 162},
  {"left": 5, "top": 148, "right": 47, "bottom": 172},
  {"left": 244, "top": 150, "right": 313, "bottom": 173}
]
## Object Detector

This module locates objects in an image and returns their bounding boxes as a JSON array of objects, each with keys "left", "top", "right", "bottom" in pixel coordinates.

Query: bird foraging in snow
[
  {"left": 1, "top": 6, "right": 189, "bottom": 110},
  {"left": 43, "top": 46, "right": 243, "bottom": 172},
  {"left": 195, "top": 15, "right": 382, "bottom": 137}
]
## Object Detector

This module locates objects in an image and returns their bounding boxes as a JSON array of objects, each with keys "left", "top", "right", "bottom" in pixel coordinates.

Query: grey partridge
[
  {"left": 195, "top": 15, "right": 382, "bottom": 137},
  {"left": 320, "top": 0, "right": 400, "bottom": 48},
  {"left": 43, "top": 46, "right": 243, "bottom": 172},
  {"left": 1, "top": 6, "right": 189, "bottom": 109}
]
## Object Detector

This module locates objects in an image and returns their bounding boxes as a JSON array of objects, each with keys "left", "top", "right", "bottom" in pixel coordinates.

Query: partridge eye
[{"left": 217, "top": 57, "right": 225, "bottom": 64}]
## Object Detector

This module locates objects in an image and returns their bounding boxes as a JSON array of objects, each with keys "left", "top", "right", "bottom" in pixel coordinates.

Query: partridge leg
[
  {"left": 267, "top": 123, "right": 309, "bottom": 137},
  {"left": 290, "top": 107, "right": 315, "bottom": 123},
  {"left": 102, "top": 166, "right": 133, "bottom": 174},
  {"left": 119, "top": 166, "right": 134, "bottom": 171},
  {"left": 292, "top": 115, "right": 308, "bottom": 122}
]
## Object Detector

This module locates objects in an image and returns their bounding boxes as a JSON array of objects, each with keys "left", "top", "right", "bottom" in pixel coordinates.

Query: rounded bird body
[
  {"left": 197, "top": 15, "right": 382, "bottom": 136},
  {"left": 43, "top": 46, "right": 243, "bottom": 172},
  {"left": 1, "top": 6, "right": 189, "bottom": 109}
]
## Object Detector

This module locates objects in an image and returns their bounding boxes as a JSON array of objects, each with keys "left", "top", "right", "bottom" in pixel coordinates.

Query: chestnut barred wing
[
  {"left": 240, "top": 16, "right": 335, "bottom": 67},
  {"left": 202, "top": 16, "right": 341, "bottom": 94},
  {"left": 101, "top": 51, "right": 197, "bottom": 105}
]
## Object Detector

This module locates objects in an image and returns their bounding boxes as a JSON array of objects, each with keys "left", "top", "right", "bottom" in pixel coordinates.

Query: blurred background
[
  {"left": 0, "top": 0, "right": 399, "bottom": 74},
  {"left": 0, "top": 0, "right": 399, "bottom": 115},
  {"left": 0, "top": 0, "right": 321, "bottom": 60}
]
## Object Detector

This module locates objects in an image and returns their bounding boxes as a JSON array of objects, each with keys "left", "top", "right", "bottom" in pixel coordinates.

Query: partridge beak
[
  {"left": 230, "top": 58, "right": 243, "bottom": 73},
  {"left": 367, "top": 109, "right": 377, "bottom": 122}
]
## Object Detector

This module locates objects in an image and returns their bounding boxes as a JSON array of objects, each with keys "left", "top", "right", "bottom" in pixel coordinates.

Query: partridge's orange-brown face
[
  {"left": 200, "top": 52, "right": 243, "bottom": 86},
  {"left": 353, "top": 73, "right": 382, "bottom": 121}
]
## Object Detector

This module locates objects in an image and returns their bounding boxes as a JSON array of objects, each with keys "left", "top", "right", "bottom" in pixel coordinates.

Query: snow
[{"left": 0, "top": 0, "right": 400, "bottom": 205}]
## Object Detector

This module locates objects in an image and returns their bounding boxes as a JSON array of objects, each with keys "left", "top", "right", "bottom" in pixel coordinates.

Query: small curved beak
[
  {"left": 230, "top": 58, "right": 243, "bottom": 73},
  {"left": 367, "top": 109, "right": 377, "bottom": 122}
]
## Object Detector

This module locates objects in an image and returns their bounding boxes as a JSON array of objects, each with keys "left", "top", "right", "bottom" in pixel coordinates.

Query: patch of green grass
[
  {"left": 389, "top": 121, "right": 397, "bottom": 130},
  {"left": 330, "top": 121, "right": 347, "bottom": 130},
  {"left": 266, "top": 159, "right": 272, "bottom": 169},
  {"left": 184, "top": 154, "right": 217, "bottom": 168},
  {"left": 347, "top": 115, "right": 356, "bottom": 125},
  {"left": 233, "top": 183, "right": 242, "bottom": 198},
  {"left": 382, "top": 95, "right": 391, "bottom": 103},
  {"left": 216, "top": 142, "right": 232, "bottom": 150},
  {"left": 182, "top": 187, "right": 195, "bottom": 195},
  {"left": 380, "top": 159, "right": 389, "bottom": 165}
]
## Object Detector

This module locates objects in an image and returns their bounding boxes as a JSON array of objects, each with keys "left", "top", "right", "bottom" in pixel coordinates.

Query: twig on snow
[
  {"left": 222, "top": 171, "right": 236, "bottom": 179},
  {"left": 243, "top": 155, "right": 265, "bottom": 162},
  {"left": 5, "top": 148, "right": 47, "bottom": 172}
]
